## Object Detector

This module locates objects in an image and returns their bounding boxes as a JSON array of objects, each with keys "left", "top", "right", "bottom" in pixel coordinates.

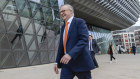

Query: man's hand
[
  {"left": 54, "top": 64, "right": 59, "bottom": 74},
  {"left": 60, "top": 54, "right": 71, "bottom": 64}
]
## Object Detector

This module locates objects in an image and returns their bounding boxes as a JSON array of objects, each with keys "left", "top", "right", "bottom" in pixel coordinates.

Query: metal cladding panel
[{"left": 66, "top": 0, "right": 140, "bottom": 31}]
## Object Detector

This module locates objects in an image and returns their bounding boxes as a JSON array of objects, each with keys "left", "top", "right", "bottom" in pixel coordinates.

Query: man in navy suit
[
  {"left": 89, "top": 35, "right": 100, "bottom": 68},
  {"left": 54, "top": 4, "right": 95, "bottom": 79}
]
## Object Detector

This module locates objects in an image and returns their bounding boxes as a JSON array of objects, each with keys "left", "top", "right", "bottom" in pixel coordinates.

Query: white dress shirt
[
  {"left": 63, "top": 16, "right": 74, "bottom": 46},
  {"left": 89, "top": 40, "right": 93, "bottom": 51}
]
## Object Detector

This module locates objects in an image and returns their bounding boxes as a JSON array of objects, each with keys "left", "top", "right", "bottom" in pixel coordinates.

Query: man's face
[
  {"left": 89, "top": 36, "right": 92, "bottom": 40},
  {"left": 110, "top": 42, "right": 112, "bottom": 45},
  {"left": 60, "top": 5, "right": 73, "bottom": 22}
]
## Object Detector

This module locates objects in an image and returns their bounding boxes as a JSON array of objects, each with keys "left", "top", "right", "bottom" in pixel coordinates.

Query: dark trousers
[
  {"left": 90, "top": 51, "right": 99, "bottom": 68},
  {"left": 110, "top": 54, "right": 115, "bottom": 61},
  {"left": 60, "top": 65, "right": 92, "bottom": 79},
  {"left": 133, "top": 50, "right": 136, "bottom": 55}
]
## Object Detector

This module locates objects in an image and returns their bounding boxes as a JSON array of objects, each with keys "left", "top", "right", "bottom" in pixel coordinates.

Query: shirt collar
[{"left": 67, "top": 16, "right": 74, "bottom": 24}]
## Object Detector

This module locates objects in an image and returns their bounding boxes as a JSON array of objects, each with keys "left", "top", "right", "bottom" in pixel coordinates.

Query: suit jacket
[
  {"left": 56, "top": 17, "right": 95, "bottom": 72},
  {"left": 90, "top": 39, "right": 100, "bottom": 54}
]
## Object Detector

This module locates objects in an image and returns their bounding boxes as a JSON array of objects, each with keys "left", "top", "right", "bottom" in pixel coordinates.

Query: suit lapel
[
  {"left": 67, "top": 17, "right": 76, "bottom": 42},
  {"left": 60, "top": 24, "right": 65, "bottom": 44},
  {"left": 61, "top": 24, "right": 65, "bottom": 35},
  {"left": 92, "top": 39, "right": 95, "bottom": 45}
]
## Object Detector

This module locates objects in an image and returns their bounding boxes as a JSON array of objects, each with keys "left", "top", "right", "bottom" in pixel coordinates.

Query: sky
[{"left": 133, "top": 18, "right": 140, "bottom": 26}]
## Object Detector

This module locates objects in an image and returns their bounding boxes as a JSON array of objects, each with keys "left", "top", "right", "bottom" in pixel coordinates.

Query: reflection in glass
[
  {"left": 2, "top": 14, "right": 16, "bottom": 29},
  {"left": 29, "top": 41, "right": 37, "bottom": 50},
  {"left": 39, "top": 36, "right": 48, "bottom": 50},
  {"left": 9, "top": 20, "right": 19, "bottom": 33},
  {"left": 41, "top": 30, "right": 47, "bottom": 42},
  {"left": 38, "top": 22, "right": 47, "bottom": 37},
  {"left": 31, "top": 57, "right": 40, "bottom": 65},
  {"left": 25, "top": 35, "right": 33, "bottom": 46},
  {"left": 47, "top": 37, "right": 55, "bottom": 50},
  {"left": 12, "top": 37, "right": 24, "bottom": 50},
  {"left": 33, "top": 10, "right": 42, "bottom": 20},
  {"left": 3, "top": 1, "right": 17, "bottom": 14},
  {"left": 53, "top": 10, "right": 60, "bottom": 25},
  {"left": 20, "top": 17, "right": 29, "bottom": 29},
  {"left": 30, "top": 2, "right": 42, "bottom": 20},
  {"left": 0, "top": 35, "right": 11, "bottom": 49},
  {"left": 15, "top": 0, "right": 26, "bottom": 12},
  {"left": 0, "top": 0, "right": 7, "bottom": 10},
  {"left": 0, "top": 0, "right": 60, "bottom": 69},
  {"left": 37, "top": 36, "right": 42, "bottom": 44},
  {"left": 25, "top": 22, "right": 34, "bottom": 34},
  {"left": 41, "top": 0, "right": 50, "bottom": 7},
  {"left": 55, "top": 35, "right": 60, "bottom": 50},
  {"left": 0, "top": 51, "right": 10, "bottom": 64},
  {"left": 1, "top": 52, "right": 16, "bottom": 68},
  {"left": 34, "top": 20, "right": 42, "bottom": 34},
  {"left": 29, "top": 2, "right": 38, "bottom": 15},
  {"left": 0, "top": 15, "right": 6, "bottom": 32},
  {"left": 51, "top": 0, "right": 59, "bottom": 9},
  {"left": 11, "top": 25, "right": 23, "bottom": 44},
  {"left": 48, "top": 50, "right": 55, "bottom": 62},
  {"left": 20, "top": 4, "right": 31, "bottom": 17},
  {"left": 28, "top": 51, "right": 35, "bottom": 60},
  {"left": 13, "top": 51, "right": 24, "bottom": 62},
  {"left": 43, "top": 8, "right": 53, "bottom": 23},
  {"left": 40, "top": 51, "right": 49, "bottom": 64},
  {"left": 47, "top": 23, "right": 56, "bottom": 31}
]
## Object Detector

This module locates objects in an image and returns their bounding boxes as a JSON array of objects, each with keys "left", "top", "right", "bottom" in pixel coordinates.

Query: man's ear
[{"left": 70, "top": 10, "right": 73, "bottom": 14}]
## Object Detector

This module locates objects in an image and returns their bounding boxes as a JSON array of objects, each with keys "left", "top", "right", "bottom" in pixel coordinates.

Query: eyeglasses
[{"left": 60, "top": 9, "right": 69, "bottom": 13}]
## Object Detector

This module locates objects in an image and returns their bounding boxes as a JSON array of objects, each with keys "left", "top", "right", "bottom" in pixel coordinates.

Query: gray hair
[{"left": 60, "top": 4, "right": 74, "bottom": 15}]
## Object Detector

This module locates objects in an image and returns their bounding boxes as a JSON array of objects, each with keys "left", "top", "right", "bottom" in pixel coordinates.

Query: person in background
[
  {"left": 118, "top": 46, "right": 122, "bottom": 54},
  {"left": 54, "top": 4, "right": 95, "bottom": 79},
  {"left": 132, "top": 45, "right": 136, "bottom": 55},
  {"left": 89, "top": 35, "right": 100, "bottom": 68},
  {"left": 129, "top": 48, "right": 132, "bottom": 54},
  {"left": 11, "top": 25, "right": 23, "bottom": 44},
  {"left": 108, "top": 42, "right": 117, "bottom": 64}
]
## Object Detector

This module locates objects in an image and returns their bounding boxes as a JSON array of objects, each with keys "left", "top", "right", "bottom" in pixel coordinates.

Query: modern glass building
[
  {"left": 88, "top": 25, "right": 116, "bottom": 55},
  {"left": 135, "top": 28, "right": 140, "bottom": 53},
  {"left": 0, "top": 0, "right": 140, "bottom": 69},
  {"left": 0, "top": 0, "right": 60, "bottom": 69}
]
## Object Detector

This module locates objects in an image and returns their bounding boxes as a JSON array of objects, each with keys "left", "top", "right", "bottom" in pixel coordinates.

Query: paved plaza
[{"left": 0, "top": 54, "right": 140, "bottom": 79}]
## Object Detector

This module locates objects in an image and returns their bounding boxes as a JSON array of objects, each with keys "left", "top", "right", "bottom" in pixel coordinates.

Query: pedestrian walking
[
  {"left": 132, "top": 45, "right": 136, "bottom": 55},
  {"left": 54, "top": 4, "right": 95, "bottom": 79},
  {"left": 89, "top": 35, "right": 100, "bottom": 68},
  {"left": 108, "top": 42, "right": 117, "bottom": 63}
]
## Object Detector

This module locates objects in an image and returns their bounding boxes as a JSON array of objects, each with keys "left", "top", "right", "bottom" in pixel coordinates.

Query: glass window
[
  {"left": 0, "top": 0, "right": 7, "bottom": 10},
  {"left": 15, "top": 0, "right": 26, "bottom": 12},
  {"left": 3, "top": 1, "right": 17, "bottom": 14},
  {"left": 0, "top": 0, "right": 60, "bottom": 69},
  {"left": 20, "top": 4, "right": 31, "bottom": 17},
  {"left": 0, "top": 15, "right": 6, "bottom": 32}
]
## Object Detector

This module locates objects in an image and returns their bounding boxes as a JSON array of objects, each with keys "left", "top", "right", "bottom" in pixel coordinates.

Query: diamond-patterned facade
[{"left": 0, "top": 0, "right": 60, "bottom": 69}]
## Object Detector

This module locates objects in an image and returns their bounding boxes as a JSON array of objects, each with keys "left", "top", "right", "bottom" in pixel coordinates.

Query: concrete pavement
[{"left": 0, "top": 54, "right": 140, "bottom": 79}]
